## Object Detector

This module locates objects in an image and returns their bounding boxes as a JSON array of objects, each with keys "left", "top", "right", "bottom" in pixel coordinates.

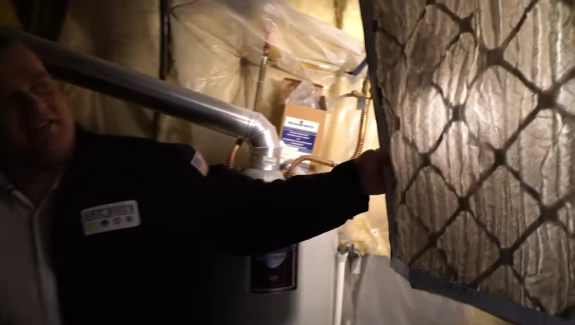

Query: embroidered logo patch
[
  {"left": 191, "top": 151, "right": 209, "bottom": 176},
  {"left": 81, "top": 200, "right": 141, "bottom": 236}
]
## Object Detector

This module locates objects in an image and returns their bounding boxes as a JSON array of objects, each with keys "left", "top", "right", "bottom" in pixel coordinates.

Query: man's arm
[
  {"left": 170, "top": 145, "right": 369, "bottom": 255},
  {"left": 202, "top": 162, "right": 368, "bottom": 254}
]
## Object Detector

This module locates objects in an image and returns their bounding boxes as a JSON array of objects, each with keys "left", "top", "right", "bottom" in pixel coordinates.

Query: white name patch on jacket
[{"left": 81, "top": 200, "right": 141, "bottom": 236}]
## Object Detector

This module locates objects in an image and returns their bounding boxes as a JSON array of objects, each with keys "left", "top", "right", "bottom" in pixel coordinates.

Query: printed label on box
[{"left": 280, "top": 117, "right": 319, "bottom": 172}]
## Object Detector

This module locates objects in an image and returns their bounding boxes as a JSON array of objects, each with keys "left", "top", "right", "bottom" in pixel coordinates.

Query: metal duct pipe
[{"left": 0, "top": 26, "right": 281, "bottom": 171}]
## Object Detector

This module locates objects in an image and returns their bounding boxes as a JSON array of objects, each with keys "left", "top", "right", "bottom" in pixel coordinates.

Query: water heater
[
  {"left": 205, "top": 168, "right": 337, "bottom": 325},
  {"left": 250, "top": 244, "right": 298, "bottom": 293}
]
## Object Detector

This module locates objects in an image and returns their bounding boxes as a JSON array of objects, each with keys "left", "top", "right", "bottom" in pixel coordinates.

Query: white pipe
[{"left": 334, "top": 251, "right": 349, "bottom": 325}]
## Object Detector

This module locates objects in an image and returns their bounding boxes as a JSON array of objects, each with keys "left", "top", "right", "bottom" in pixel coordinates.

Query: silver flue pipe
[{"left": 0, "top": 26, "right": 281, "bottom": 171}]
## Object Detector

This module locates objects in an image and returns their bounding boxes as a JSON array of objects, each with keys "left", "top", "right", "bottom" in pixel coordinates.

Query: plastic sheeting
[
  {"left": 369, "top": 0, "right": 575, "bottom": 322},
  {"left": 169, "top": 0, "right": 364, "bottom": 165},
  {"left": 341, "top": 255, "right": 510, "bottom": 325}
]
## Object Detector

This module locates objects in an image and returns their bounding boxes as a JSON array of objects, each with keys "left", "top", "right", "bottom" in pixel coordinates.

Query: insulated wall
[
  {"left": 367, "top": 0, "right": 575, "bottom": 323},
  {"left": 57, "top": 0, "right": 160, "bottom": 139},
  {"left": 169, "top": 0, "right": 365, "bottom": 166}
]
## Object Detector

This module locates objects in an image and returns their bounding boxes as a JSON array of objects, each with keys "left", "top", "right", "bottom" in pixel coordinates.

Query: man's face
[{"left": 0, "top": 42, "right": 75, "bottom": 167}]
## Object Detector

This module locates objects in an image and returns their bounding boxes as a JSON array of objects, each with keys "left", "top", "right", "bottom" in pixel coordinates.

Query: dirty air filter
[{"left": 363, "top": 0, "right": 575, "bottom": 323}]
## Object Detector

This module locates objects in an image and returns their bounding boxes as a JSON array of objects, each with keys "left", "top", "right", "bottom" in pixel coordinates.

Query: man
[{"left": 0, "top": 39, "right": 387, "bottom": 325}]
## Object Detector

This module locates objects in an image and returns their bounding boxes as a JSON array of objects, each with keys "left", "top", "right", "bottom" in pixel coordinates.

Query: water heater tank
[{"left": 205, "top": 230, "right": 337, "bottom": 325}]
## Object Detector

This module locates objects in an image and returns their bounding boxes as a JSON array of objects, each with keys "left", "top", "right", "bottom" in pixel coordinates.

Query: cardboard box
[{"left": 278, "top": 78, "right": 327, "bottom": 173}]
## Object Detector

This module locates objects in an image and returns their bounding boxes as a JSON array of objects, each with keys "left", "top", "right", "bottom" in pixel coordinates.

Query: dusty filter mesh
[{"left": 370, "top": 0, "right": 575, "bottom": 321}]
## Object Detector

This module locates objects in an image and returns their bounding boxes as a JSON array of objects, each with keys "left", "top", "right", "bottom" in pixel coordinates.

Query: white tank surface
[{"left": 205, "top": 230, "right": 338, "bottom": 325}]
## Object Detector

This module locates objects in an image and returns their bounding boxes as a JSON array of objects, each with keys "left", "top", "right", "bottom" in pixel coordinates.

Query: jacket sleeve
[{"left": 169, "top": 145, "right": 369, "bottom": 255}]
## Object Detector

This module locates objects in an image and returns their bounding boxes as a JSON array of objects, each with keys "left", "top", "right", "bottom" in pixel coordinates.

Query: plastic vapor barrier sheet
[{"left": 364, "top": 0, "right": 575, "bottom": 324}]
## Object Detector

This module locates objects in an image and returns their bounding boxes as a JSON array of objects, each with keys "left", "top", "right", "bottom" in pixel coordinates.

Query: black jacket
[{"left": 52, "top": 129, "right": 369, "bottom": 324}]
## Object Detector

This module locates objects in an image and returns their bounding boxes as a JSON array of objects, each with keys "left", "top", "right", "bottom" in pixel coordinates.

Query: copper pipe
[
  {"left": 287, "top": 155, "right": 339, "bottom": 176},
  {"left": 227, "top": 138, "right": 243, "bottom": 168},
  {"left": 287, "top": 79, "right": 372, "bottom": 177},
  {"left": 351, "top": 78, "right": 371, "bottom": 159},
  {"left": 351, "top": 107, "right": 369, "bottom": 159}
]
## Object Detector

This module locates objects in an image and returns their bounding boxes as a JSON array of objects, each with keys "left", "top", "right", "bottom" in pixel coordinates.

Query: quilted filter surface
[{"left": 367, "top": 0, "right": 575, "bottom": 322}]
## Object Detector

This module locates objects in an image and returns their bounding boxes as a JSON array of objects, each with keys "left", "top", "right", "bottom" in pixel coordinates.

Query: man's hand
[{"left": 355, "top": 149, "right": 389, "bottom": 195}]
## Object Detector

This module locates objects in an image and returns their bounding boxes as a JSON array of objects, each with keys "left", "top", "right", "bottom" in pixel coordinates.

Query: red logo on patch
[{"left": 113, "top": 217, "right": 121, "bottom": 225}]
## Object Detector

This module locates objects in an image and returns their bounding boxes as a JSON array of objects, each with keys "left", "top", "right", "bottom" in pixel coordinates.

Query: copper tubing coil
[
  {"left": 351, "top": 77, "right": 371, "bottom": 161},
  {"left": 227, "top": 138, "right": 244, "bottom": 169},
  {"left": 351, "top": 99, "right": 369, "bottom": 160},
  {"left": 289, "top": 155, "right": 339, "bottom": 173}
]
